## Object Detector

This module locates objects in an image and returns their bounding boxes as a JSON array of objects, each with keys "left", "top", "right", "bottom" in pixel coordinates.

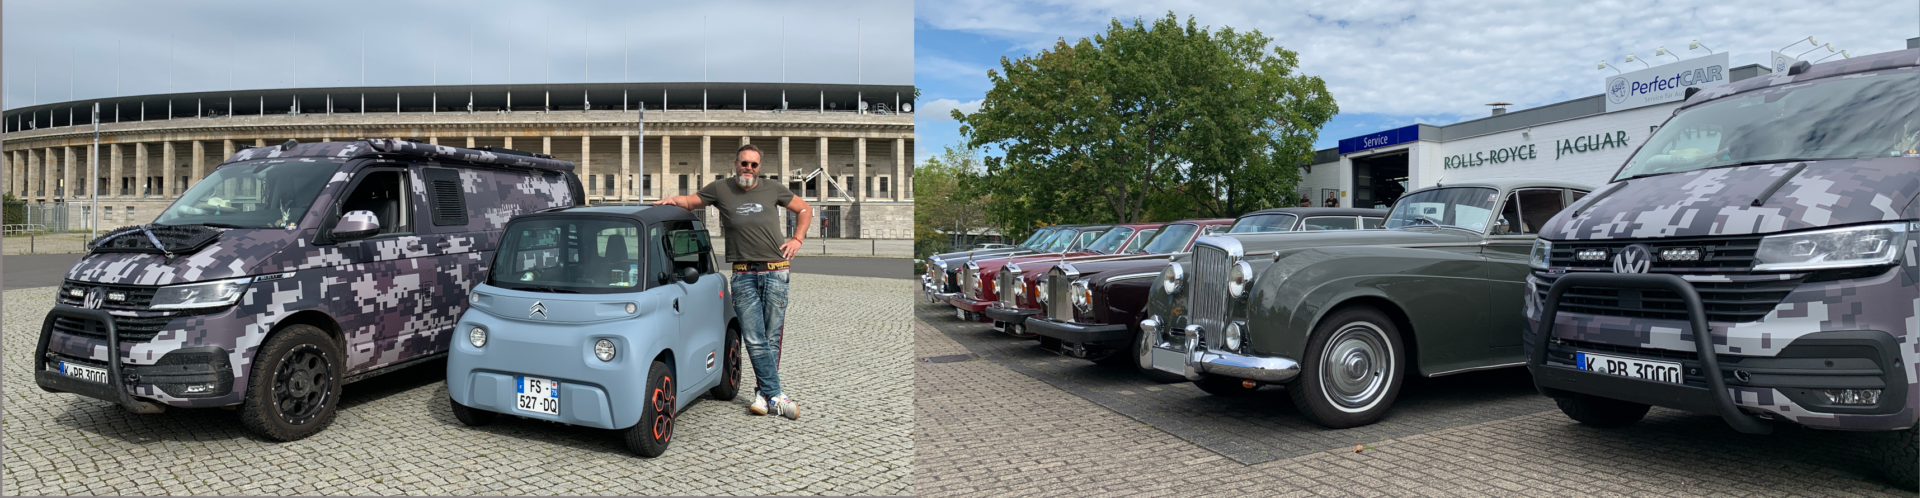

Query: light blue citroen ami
[{"left": 447, "top": 205, "right": 740, "bottom": 457}]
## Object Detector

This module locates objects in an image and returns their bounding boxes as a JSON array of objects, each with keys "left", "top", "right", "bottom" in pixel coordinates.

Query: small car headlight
[
  {"left": 468, "top": 326, "right": 487, "bottom": 348},
  {"left": 1529, "top": 239, "right": 1553, "bottom": 270},
  {"left": 469, "top": 292, "right": 480, "bottom": 304},
  {"left": 625, "top": 302, "right": 637, "bottom": 314},
  {"left": 1071, "top": 279, "right": 1093, "bottom": 312},
  {"left": 1161, "top": 262, "right": 1185, "bottom": 294},
  {"left": 1225, "top": 322, "right": 1243, "bottom": 352},
  {"left": 1227, "top": 260, "right": 1253, "bottom": 299},
  {"left": 595, "top": 339, "right": 616, "bottom": 362}
]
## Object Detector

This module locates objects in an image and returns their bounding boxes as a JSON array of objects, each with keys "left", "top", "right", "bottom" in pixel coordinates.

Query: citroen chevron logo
[
  {"left": 529, "top": 301, "right": 548, "bottom": 319},
  {"left": 1613, "top": 244, "right": 1652, "bottom": 274}
]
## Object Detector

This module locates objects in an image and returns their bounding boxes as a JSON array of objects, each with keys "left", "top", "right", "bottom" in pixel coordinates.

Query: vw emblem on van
[
  {"left": 1612, "top": 244, "right": 1653, "bottom": 274},
  {"left": 529, "top": 301, "right": 549, "bottom": 319},
  {"left": 83, "top": 287, "right": 104, "bottom": 309}
]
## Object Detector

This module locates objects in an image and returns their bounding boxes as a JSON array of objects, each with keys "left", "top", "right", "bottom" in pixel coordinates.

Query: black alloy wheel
[
  {"left": 238, "top": 324, "right": 343, "bottom": 442},
  {"left": 626, "top": 360, "right": 676, "bottom": 457}
]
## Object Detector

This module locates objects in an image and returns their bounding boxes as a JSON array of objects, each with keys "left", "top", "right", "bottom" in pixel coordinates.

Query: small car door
[
  {"left": 664, "top": 221, "right": 725, "bottom": 393},
  {"left": 1483, "top": 188, "right": 1570, "bottom": 349},
  {"left": 644, "top": 223, "right": 684, "bottom": 371}
]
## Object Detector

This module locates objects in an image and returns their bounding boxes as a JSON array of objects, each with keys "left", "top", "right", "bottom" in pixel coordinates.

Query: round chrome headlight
[
  {"left": 468, "top": 326, "right": 487, "bottom": 348},
  {"left": 595, "top": 339, "right": 616, "bottom": 362},
  {"left": 1071, "top": 279, "right": 1093, "bottom": 312},
  {"left": 1038, "top": 280, "right": 1050, "bottom": 304},
  {"left": 1224, "top": 322, "right": 1243, "bottom": 352},
  {"left": 625, "top": 302, "right": 638, "bottom": 314},
  {"left": 1161, "top": 262, "right": 1185, "bottom": 294},
  {"left": 1014, "top": 281, "right": 1027, "bottom": 301},
  {"left": 1227, "top": 260, "right": 1253, "bottom": 299}
]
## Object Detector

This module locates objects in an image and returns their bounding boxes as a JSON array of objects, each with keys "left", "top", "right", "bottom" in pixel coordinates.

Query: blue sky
[{"left": 914, "top": 0, "right": 1918, "bottom": 165}]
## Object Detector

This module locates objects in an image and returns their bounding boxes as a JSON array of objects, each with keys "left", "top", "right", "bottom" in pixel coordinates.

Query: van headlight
[
  {"left": 1753, "top": 222, "right": 1909, "bottom": 271},
  {"left": 149, "top": 276, "right": 252, "bottom": 310},
  {"left": 594, "top": 339, "right": 616, "bottom": 362},
  {"left": 468, "top": 326, "right": 488, "bottom": 348},
  {"left": 1161, "top": 262, "right": 1185, "bottom": 294},
  {"left": 1227, "top": 260, "right": 1253, "bottom": 299},
  {"left": 1529, "top": 239, "right": 1553, "bottom": 270}
]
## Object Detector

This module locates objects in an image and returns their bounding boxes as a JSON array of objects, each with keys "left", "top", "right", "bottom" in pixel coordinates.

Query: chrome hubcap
[{"left": 1321, "top": 323, "right": 1389, "bottom": 410}]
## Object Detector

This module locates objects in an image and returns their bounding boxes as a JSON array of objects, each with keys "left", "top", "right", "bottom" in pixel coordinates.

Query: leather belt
[{"left": 732, "top": 260, "right": 791, "bottom": 272}]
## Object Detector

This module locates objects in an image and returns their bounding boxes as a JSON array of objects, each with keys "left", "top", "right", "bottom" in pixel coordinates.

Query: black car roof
[
  {"left": 517, "top": 205, "right": 697, "bottom": 224},
  {"left": 1239, "top": 207, "right": 1387, "bottom": 218},
  {"left": 223, "top": 139, "right": 576, "bottom": 173}
]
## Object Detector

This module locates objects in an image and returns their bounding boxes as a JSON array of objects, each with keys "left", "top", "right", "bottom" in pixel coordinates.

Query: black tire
[
  {"left": 238, "top": 324, "right": 343, "bottom": 442},
  {"left": 624, "top": 360, "right": 676, "bottom": 458},
  {"left": 1553, "top": 393, "right": 1651, "bottom": 428},
  {"left": 709, "top": 327, "right": 742, "bottom": 401},
  {"left": 448, "top": 396, "right": 496, "bottom": 426},
  {"left": 1128, "top": 324, "right": 1186, "bottom": 383},
  {"left": 1871, "top": 422, "right": 1918, "bottom": 490},
  {"left": 1289, "top": 306, "right": 1406, "bottom": 429},
  {"left": 1195, "top": 375, "right": 1258, "bottom": 397}
]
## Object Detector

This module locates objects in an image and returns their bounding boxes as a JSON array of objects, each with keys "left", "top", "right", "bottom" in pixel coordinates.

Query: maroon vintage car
[
  {"left": 984, "top": 219, "right": 1233, "bottom": 337},
  {"left": 948, "top": 224, "right": 1144, "bottom": 323}
]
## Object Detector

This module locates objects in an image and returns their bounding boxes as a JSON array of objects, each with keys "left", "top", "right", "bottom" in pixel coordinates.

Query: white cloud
[
  {"left": 917, "top": 98, "right": 984, "bottom": 121},
  {"left": 917, "top": 0, "right": 1918, "bottom": 118}
]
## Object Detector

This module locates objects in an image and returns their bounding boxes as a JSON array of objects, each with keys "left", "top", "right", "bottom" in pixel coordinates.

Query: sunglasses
[{"left": 737, "top": 161, "right": 760, "bottom": 168}]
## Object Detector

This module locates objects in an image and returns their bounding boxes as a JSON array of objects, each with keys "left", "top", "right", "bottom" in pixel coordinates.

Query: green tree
[
  {"left": 957, "top": 12, "right": 1337, "bottom": 225},
  {"left": 914, "top": 145, "right": 992, "bottom": 258}
]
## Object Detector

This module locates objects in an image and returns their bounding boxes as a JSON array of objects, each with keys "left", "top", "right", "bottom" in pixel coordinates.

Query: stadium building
[{"left": 0, "top": 82, "right": 915, "bottom": 240}]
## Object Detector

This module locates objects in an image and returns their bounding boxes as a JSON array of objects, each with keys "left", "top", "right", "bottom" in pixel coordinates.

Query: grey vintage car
[{"left": 1142, "top": 178, "right": 1590, "bottom": 428}]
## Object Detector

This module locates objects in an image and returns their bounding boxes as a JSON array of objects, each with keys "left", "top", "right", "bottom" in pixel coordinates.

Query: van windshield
[
  {"left": 490, "top": 217, "right": 648, "bottom": 294},
  {"left": 1616, "top": 69, "right": 1919, "bottom": 181},
  {"left": 153, "top": 161, "right": 342, "bottom": 228}
]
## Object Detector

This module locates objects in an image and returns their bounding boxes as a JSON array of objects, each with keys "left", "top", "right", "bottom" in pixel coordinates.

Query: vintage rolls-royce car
[
  {"left": 923, "top": 226, "right": 1067, "bottom": 303},
  {"left": 1526, "top": 49, "right": 1920, "bottom": 488},
  {"left": 1030, "top": 208, "right": 1384, "bottom": 372},
  {"left": 983, "top": 222, "right": 1170, "bottom": 338},
  {"left": 949, "top": 224, "right": 1130, "bottom": 323},
  {"left": 1142, "top": 179, "right": 1591, "bottom": 428}
]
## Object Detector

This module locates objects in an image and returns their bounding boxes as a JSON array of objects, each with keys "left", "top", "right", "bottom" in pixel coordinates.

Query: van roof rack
[{"left": 477, "top": 146, "right": 554, "bottom": 159}]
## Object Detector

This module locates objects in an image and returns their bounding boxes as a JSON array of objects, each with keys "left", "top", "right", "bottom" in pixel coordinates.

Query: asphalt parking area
[
  {"left": 914, "top": 299, "right": 1911, "bottom": 496},
  {"left": 1, "top": 274, "right": 913, "bottom": 496}
]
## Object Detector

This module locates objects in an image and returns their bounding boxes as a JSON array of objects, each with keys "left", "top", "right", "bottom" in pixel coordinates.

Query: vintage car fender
[{"left": 1245, "top": 245, "right": 1489, "bottom": 376}]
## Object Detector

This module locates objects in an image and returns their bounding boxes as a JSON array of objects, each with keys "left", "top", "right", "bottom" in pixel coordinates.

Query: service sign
[
  {"left": 1338, "top": 124, "right": 1421, "bottom": 155},
  {"left": 1604, "top": 52, "right": 1730, "bottom": 113}
]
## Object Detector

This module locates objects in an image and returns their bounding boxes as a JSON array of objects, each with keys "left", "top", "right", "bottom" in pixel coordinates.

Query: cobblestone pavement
[
  {"left": 913, "top": 300, "right": 1911, "bottom": 496},
  {"left": 1, "top": 274, "right": 912, "bottom": 496}
]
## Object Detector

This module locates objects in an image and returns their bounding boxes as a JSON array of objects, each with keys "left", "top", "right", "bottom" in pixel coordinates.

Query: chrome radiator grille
[
  {"left": 999, "top": 269, "right": 1021, "bottom": 308},
  {"left": 1047, "top": 269, "right": 1074, "bottom": 322},
  {"left": 1189, "top": 244, "right": 1230, "bottom": 347}
]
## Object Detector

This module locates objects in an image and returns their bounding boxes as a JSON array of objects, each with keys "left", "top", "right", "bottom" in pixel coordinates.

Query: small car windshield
[
  {"left": 1384, "top": 187, "right": 1499, "bottom": 232},
  {"left": 1141, "top": 223, "right": 1198, "bottom": 254},
  {"left": 152, "top": 161, "right": 341, "bottom": 229},
  {"left": 1084, "top": 227, "right": 1135, "bottom": 254},
  {"left": 1616, "top": 69, "right": 1919, "bottom": 181},
  {"left": 1229, "top": 213, "right": 1298, "bottom": 233},
  {"left": 490, "top": 216, "right": 650, "bottom": 294}
]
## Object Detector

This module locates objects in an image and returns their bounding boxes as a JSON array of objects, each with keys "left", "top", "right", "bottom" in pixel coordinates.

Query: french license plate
[
  {"left": 515, "top": 376, "right": 561, "bottom": 416},
  {"left": 1576, "top": 351, "right": 1683, "bottom": 385},
  {"left": 60, "top": 362, "right": 109, "bottom": 384}
]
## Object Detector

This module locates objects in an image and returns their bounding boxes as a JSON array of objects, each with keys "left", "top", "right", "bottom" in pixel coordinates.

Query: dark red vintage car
[
  {"left": 984, "top": 219, "right": 1233, "bottom": 338},
  {"left": 947, "top": 224, "right": 1144, "bottom": 323}
]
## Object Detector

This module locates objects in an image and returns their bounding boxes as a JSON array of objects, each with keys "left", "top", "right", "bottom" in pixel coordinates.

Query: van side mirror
[
  {"left": 679, "top": 266, "right": 701, "bottom": 285},
  {"left": 331, "top": 210, "right": 381, "bottom": 241}
]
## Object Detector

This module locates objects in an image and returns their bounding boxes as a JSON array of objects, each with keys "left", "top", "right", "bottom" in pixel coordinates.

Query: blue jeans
[{"left": 731, "top": 269, "right": 790, "bottom": 399}]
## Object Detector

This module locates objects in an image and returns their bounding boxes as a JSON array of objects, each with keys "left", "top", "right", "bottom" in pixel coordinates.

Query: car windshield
[
  {"left": 1085, "top": 227, "right": 1135, "bottom": 254},
  {"left": 1122, "top": 228, "right": 1158, "bottom": 253},
  {"left": 1616, "top": 69, "right": 1919, "bottom": 181},
  {"left": 1141, "top": 223, "right": 1198, "bottom": 254},
  {"left": 1042, "top": 230, "right": 1080, "bottom": 253},
  {"left": 1018, "top": 229, "right": 1054, "bottom": 249},
  {"left": 489, "top": 216, "right": 649, "bottom": 294},
  {"left": 152, "top": 160, "right": 342, "bottom": 228},
  {"left": 1384, "top": 187, "right": 1499, "bottom": 232},
  {"left": 1229, "top": 213, "right": 1298, "bottom": 233}
]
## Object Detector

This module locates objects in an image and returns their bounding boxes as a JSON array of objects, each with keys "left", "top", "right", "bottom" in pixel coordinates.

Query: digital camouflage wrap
[{"left": 42, "top": 140, "right": 579, "bottom": 408}]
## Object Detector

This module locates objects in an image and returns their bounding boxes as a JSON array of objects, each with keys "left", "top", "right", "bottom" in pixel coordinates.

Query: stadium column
[
  {"left": 778, "top": 136, "right": 790, "bottom": 197},
  {"left": 857, "top": 137, "right": 868, "bottom": 203},
  {"left": 134, "top": 143, "right": 149, "bottom": 197},
  {"left": 503, "top": 137, "right": 513, "bottom": 150},
  {"left": 581, "top": 136, "right": 592, "bottom": 201},
  {"left": 108, "top": 144, "right": 122, "bottom": 197},
  {"left": 816, "top": 137, "right": 828, "bottom": 203},
  {"left": 542, "top": 136, "right": 551, "bottom": 156},
  {"left": 618, "top": 135, "right": 629, "bottom": 200},
  {"left": 162, "top": 142, "right": 175, "bottom": 196},
  {"left": 428, "top": 137, "right": 438, "bottom": 146},
  {"left": 64, "top": 146, "right": 76, "bottom": 199},
  {"left": 466, "top": 137, "right": 475, "bottom": 148},
  {"left": 190, "top": 141, "right": 205, "bottom": 190},
  {"left": 658, "top": 136, "right": 670, "bottom": 198},
  {"left": 222, "top": 140, "right": 235, "bottom": 168},
  {"left": 4, "top": 150, "right": 13, "bottom": 197},
  {"left": 700, "top": 135, "right": 711, "bottom": 189},
  {"left": 27, "top": 149, "right": 39, "bottom": 199},
  {"left": 894, "top": 138, "right": 905, "bottom": 202}
]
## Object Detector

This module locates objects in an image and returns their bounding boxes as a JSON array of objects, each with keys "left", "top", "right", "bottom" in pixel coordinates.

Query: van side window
[{"left": 340, "top": 169, "right": 412, "bottom": 237}]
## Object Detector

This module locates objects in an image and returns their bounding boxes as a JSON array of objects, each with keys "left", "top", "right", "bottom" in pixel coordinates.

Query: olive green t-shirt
[{"left": 698, "top": 178, "right": 796, "bottom": 262}]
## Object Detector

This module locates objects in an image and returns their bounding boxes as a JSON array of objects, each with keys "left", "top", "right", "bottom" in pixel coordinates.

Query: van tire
[
  {"left": 1553, "top": 394, "right": 1650, "bottom": 428},
  {"left": 448, "top": 396, "right": 496, "bottom": 426},
  {"left": 1289, "top": 306, "right": 1405, "bottom": 429},
  {"left": 1872, "top": 422, "right": 1918, "bottom": 490},
  {"left": 709, "top": 328, "right": 742, "bottom": 401},
  {"left": 238, "top": 324, "right": 343, "bottom": 442},
  {"left": 625, "top": 360, "right": 676, "bottom": 458}
]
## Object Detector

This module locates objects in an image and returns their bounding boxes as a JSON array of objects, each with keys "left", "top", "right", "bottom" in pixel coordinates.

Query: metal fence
[{"left": 2, "top": 200, "right": 73, "bottom": 235}]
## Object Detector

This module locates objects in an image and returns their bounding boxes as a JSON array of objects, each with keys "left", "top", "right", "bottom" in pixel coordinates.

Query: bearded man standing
[{"left": 653, "top": 143, "right": 811, "bottom": 420}]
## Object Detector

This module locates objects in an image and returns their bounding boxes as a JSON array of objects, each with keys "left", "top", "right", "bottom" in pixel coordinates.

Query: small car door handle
[{"left": 672, "top": 298, "right": 680, "bottom": 313}]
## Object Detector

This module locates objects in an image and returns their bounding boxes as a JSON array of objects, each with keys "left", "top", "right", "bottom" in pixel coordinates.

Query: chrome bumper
[{"left": 1141, "top": 319, "right": 1301, "bottom": 384}]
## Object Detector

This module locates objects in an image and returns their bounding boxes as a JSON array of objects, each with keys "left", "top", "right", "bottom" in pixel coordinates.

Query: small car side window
[
  {"left": 665, "top": 223, "right": 713, "bottom": 275},
  {"left": 647, "top": 226, "right": 671, "bottom": 287}
]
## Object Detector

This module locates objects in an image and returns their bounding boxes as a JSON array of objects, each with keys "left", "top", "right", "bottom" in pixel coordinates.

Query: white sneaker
[
  {"left": 769, "top": 394, "right": 799, "bottom": 420},
  {"left": 748, "top": 391, "right": 769, "bottom": 416}
]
